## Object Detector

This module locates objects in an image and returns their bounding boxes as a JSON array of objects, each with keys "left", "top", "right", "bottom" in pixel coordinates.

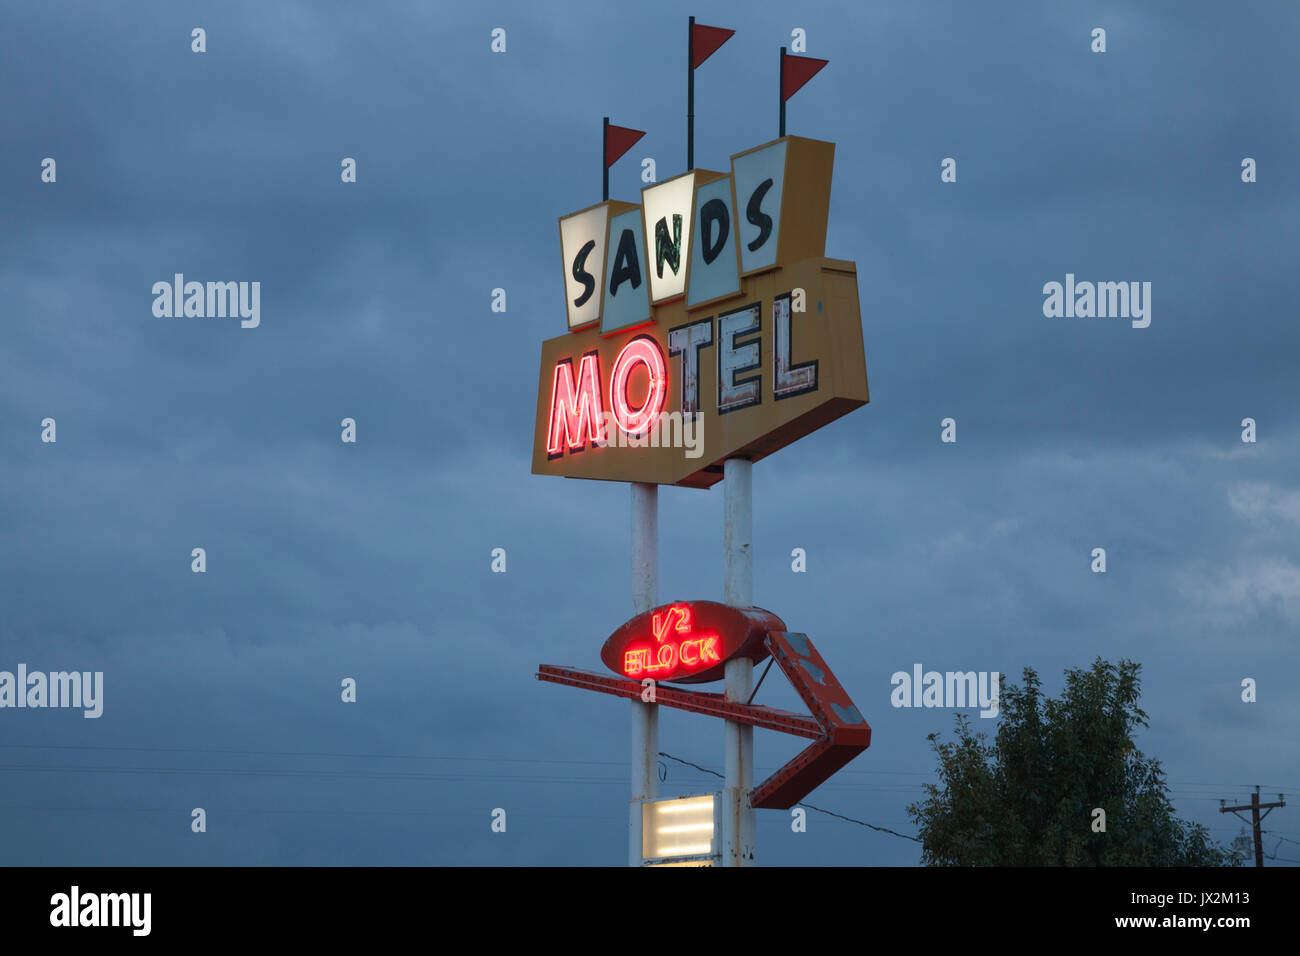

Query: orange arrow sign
[
  {"left": 749, "top": 631, "right": 870, "bottom": 809},
  {"left": 538, "top": 628, "right": 870, "bottom": 810}
]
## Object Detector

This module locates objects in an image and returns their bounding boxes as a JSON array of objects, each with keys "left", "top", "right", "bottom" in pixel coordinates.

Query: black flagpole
[
  {"left": 603, "top": 116, "right": 609, "bottom": 201},
  {"left": 779, "top": 47, "right": 786, "bottom": 138},
  {"left": 688, "top": 16, "right": 695, "bottom": 170}
]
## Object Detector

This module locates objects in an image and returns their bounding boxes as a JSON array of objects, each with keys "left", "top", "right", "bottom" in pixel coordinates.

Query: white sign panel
[
  {"left": 602, "top": 207, "right": 652, "bottom": 335},
  {"left": 686, "top": 175, "right": 741, "bottom": 309},
  {"left": 559, "top": 203, "right": 611, "bottom": 331},
  {"left": 732, "top": 140, "right": 787, "bottom": 275},
  {"left": 641, "top": 173, "right": 698, "bottom": 304}
]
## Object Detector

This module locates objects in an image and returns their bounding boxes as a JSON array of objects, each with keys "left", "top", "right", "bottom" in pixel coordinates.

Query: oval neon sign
[{"left": 601, "top": 601, "right": 786, "bottom": 684}]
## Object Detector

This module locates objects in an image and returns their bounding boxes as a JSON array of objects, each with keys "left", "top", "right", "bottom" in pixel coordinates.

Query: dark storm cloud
[{"left": 1, "top": 0, "right": 1296, "bottom": 866}]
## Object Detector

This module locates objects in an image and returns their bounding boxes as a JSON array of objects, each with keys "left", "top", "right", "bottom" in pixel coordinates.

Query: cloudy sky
[{"left": 2, "top": 0, "right": 1297, "bottom": 866}]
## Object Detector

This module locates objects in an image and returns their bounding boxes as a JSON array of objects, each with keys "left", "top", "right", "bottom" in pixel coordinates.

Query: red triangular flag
[
  {"left": 605, "top": 123, "right": 646, "bottom": 169},
  {"left": 692, "top": 23, "right": 734, "bottom": 69},
  {"left": 782, "top": 54, "right": 829, "bottom": 102}
]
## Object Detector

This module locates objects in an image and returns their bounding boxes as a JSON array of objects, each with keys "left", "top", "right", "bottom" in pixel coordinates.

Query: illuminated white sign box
[{"left": 641, "top": 793, "right": 720, "bottom": 866}]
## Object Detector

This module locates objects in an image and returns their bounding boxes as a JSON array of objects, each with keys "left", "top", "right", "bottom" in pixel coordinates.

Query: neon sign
[
  {"left": 534, "top": 136, "right": 870, "bottom": 489},
  {"left": 546, "top": 351, "right": 607, "bottom": 456},
  {"left": 622, "top": 604, "right": 722, "bottom": 677},
  {"left": 546, "top": 336, "right": 669, "bottom": 455},
  {"left": 602, "top": 601, "right": 786, "bottom": 684},
  {"left": 609, "top": 335, "right": 667, "bottom": 437}
]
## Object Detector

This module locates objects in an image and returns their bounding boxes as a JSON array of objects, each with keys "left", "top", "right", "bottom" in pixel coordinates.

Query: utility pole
[{"left": 1220, "top": 787, "right": 1286, "bottom": 867}]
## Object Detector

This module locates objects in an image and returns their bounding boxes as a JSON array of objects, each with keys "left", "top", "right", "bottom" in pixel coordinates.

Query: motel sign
[
  {"left": 532, "top": 137, "right": 869, "bottom": 488},
  {"left": 535, "top": 24, "right": 873, "bottom": 866}
]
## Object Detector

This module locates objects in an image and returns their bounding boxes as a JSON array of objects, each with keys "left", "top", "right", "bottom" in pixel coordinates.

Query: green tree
[{"left": 907, "top": 658, "right": 1242, "bottom": 866}]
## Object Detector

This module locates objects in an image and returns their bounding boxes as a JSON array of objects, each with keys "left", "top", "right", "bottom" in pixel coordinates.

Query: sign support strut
[
  {"left": 722, "top": 457, "right": 755, "bottom": 866},
  {"left": 629, "top": 482, "right": 659, "bottom": 865}
]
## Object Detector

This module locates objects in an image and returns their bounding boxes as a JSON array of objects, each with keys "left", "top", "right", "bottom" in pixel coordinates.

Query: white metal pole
[
  {"left": 630, "top": 481, "right": 659, "bottom": 866},
  {"left": 722, "top": 457, "right": 755, "bottom": 866}
]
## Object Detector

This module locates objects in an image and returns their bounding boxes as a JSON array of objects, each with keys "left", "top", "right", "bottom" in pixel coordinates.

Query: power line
[
  {"left": 0, "top": 743, "right": 937, "bottom": 781},
  {"left": 0, "top": 761, "right": 922, "bottom": 791},
  {"left": 0, "top": 742, "right": 620, "bottom": 766},
  {"left": 8, "top": 744, "right": 1292, "bottom": 791},
  {"left": 0, "top": 763, "right": 629, "bottom": 785},
  {"left": 659, "top": 753, "right": 723, "bottom": 779},
  {"left": 0, "top": 805, "right": 624, "bottom": 821},
  {"left": 3, "top": 742, "right": 1284, "bottom": 834},
  {"left": 658, "top": 751, "right": 921, "bottom": 843},
  {"left": 797, "top": 802, "right": 921, "bottom": 842}
]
